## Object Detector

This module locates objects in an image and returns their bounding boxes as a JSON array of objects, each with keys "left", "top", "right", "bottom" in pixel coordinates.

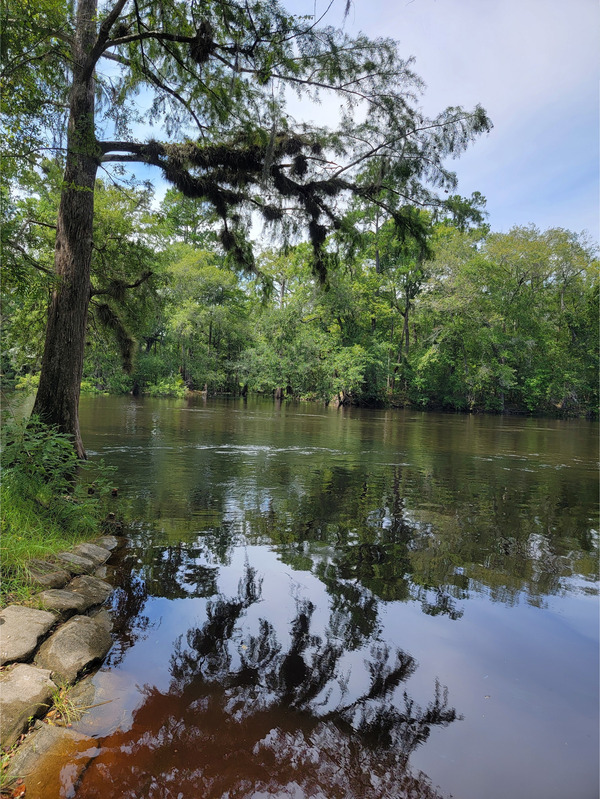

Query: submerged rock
[
  {"left": 4, "top": 723, "right": 98, "bottom": 799},
  {"left": 0, "top": 605, "right": 56, "bottom": 665},
  {"left": 35, "top": 615, "right": 112, "bottom": 684},
  {"left": 0, "top": 663, "right": 57, "bottom": 748}
]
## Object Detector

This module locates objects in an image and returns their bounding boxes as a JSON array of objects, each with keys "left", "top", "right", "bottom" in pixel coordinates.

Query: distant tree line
[{"left": 3, "top": 176, "right": 597, "bottom": 416}]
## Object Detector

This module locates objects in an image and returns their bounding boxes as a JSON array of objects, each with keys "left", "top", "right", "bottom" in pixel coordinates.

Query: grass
[
  {"left": 45, "top": 683, "right": 87, "bottom": 727},
  {"left": 0, "top": 747, "right": 22, "bottom": 798},
  {"left": 1, "top": 416, "right": 116, "bottom": 607}
]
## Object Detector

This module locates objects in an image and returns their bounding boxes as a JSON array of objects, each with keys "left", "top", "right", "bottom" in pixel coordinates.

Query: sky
[
  {"left": 111, "top": 0, "right": 599, "bottom": 244},
  {"left": 310, "top": 0, "right": 600, "bottom": 242}
]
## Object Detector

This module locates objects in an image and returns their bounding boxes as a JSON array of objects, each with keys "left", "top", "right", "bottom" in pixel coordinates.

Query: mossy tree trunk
[{"left": 32, "top": 0, "right": 99, "bottom": 458}]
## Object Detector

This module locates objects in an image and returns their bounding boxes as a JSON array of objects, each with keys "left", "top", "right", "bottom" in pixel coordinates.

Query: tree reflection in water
[{"left": 76, "top": 564, "right": 459, "bottom": 799}]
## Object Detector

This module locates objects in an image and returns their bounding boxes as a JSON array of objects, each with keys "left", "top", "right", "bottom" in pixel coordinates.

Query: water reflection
[
  {"left": 77, "top": 564, "right": 459, "bottom": 799},
  {"left": 103, "top": 402, "right": 596, "bottom": 609},
  {"left": 72, "top": 397, "right": 598, "bottom": 799}
]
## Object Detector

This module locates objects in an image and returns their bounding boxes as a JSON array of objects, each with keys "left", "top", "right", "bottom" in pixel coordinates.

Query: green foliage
[
  {"left": 223, "top": 223, "right": 598, "bottom": 414},
  {"left": 14, "top": 373, "right": 40, "bottom": 392},
  {"left": 0, "top": 162, "right": 61, "bottom": 382},
  {"left": 0, "top": 0, "right": 72, "bottom": 180},
  {"left": 3, "top": 0, "right": 493, "bottom": 449},
  {"left": 4, "top": 0, "right": 491, "bottom": 276},
  {"left": 144, "top": 375, "right": 188, "bottom": 398},
  {"left": 1, "top": 174, "right": 166, "bottom": 388},
  {"left": 412, "top": 225, "right": 599, "bottom": 414},
  {"left": 1, "top": 128, "right": 596, "bottom": 416},
  {"left": 0, "top": 416, "right": 115, "bottom": 605}
]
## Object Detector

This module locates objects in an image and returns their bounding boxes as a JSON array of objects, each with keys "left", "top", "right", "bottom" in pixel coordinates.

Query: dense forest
[
  {"left": 1, "top": 0, "right": 597, "bottom": 421},
  {"left": 2, "top": 175, "right": 597, "bottom": 415}
]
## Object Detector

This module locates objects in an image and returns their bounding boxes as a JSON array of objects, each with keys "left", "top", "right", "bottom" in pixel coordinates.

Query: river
[{"left": 31, "top": 395, "right": 600, "bottom": 797}]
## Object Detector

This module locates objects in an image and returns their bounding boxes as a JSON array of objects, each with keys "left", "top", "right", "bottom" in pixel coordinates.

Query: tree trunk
[
  {"left": 279, "top": 278, "right": 286, "bottom": 309},
  {"left": 32, "top": 0, "right": 98, "bottom": 458},
  {"left": 403, "top": 294, "right": 410, "bottom": 356}
]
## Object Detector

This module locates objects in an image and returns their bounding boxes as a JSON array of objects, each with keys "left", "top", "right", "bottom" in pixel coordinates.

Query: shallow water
[{"left": 48, "top": 396, "right": 599, "bottom": 798}]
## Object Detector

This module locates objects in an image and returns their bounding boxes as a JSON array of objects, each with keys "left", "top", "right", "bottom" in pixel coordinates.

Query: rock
[
  {"left": 31, "top": 589, "right": 89, "bottom": 618},
  {"left": 0, "top": 664, "right": 57, "bottom": 748},
  {"left": 68, "top": 575, "right": 113, "bottom": 607},
  {"left": 4, "top": 723, "right": 98, "bottom": 799},
  {"left": 25, "top": 560, "right": 71, "bottom": 589},
  {"left": 55, "top": 551, "right": 96, "bottom": 574},
  {"left": 35, "top": 616, "right": 112, "bottom": 685},
  {"left": 0, "top": 606, "right": 56, "bottom": 665},
  {"left": 30, "top": 577, "right": 112, "bottom": 621},
  {"left": 87, "top": 608, "right": 113, "bottom": 633},
  {"left": 101, "top": 517, "right": 124, "bottom": 536},
  {"left": 93, "top": 535, "right": 120, "bottom": 551},
  {"left": 65, "top": 677, "right": 98, "bottom": 717},
  {"left": 72, "top": 542, "right": 111, "bottom": 567}
]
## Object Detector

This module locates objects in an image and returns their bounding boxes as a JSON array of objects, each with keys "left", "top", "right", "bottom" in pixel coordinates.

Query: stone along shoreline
[{"left": 0, "top": 530, "right": 123, "bottom": 797}]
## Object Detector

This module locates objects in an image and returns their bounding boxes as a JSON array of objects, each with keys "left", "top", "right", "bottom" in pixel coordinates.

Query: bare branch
[
  {"left": 103, "top": 30, "right": 194, "bottom": 50},
  {"left": 23, "top": 219, "right": 58, "bottom": 231}
]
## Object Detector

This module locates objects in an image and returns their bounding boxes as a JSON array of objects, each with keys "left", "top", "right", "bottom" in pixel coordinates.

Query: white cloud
[{"left": 338, "top": 0, "right": 599, "bottom": 239}]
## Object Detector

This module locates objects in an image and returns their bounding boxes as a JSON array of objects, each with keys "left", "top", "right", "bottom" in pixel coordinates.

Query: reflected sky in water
[{"left": 66, "top": 396, "right": 598, "bottom": 798}]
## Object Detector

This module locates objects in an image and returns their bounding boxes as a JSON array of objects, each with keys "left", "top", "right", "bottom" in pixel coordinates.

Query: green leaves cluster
[
  {"left": 414, "top": 225, "right": 599, "bottom": 412},
  {"left": 0, "top": 0, "right": 72, "bottom": 178},
  {"left": 4, "top": 0, "right": 491, "bottom": 274}
]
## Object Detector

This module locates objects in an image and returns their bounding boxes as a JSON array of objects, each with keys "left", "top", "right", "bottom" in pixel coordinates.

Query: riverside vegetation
[
  {"left": 2, "top": 178, "right": 598, "bottom": 417},
  {"left": 0, "top": 416, "right": 116, "bottom": 606},
  {"left": 0, "top": 4, "right": 596, "bottom": 795},
  {"left": 0, "top": 0, "right": 596, "bottom": 601}
]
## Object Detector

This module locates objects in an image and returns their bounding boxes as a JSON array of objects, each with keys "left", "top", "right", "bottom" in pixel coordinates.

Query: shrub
[{"left": 14, "top": 373, "right": 40, "bottom": 392}]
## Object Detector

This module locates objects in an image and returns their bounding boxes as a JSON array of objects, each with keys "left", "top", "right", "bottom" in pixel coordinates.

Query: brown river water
[{"left": 18, "top": 395, "right": 600, "bottom": 797}]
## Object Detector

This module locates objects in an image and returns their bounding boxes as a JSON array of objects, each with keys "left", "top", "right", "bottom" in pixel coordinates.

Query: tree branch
[
  {"left": 82, "top": 0, "right": 130, "bottom": 79},
  {"left": 103, "top": 30, "right": 195, "bottom": 49},
  {"left": 8, "top": 242, "right": 55, "bottom": 276},
  {"left": 23, "top": 218, "right": 58, "bottom": 231},
  {"left": 130, "top": 56, "right": 208, "bottom": 133},
  {"left": 90, "top": 270, "right": 153, "bottom": 297}
]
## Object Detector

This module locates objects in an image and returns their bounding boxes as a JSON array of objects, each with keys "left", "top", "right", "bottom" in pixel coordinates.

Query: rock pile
[{"left": 0, "top": 534, "right": 121, "bottom": 796}]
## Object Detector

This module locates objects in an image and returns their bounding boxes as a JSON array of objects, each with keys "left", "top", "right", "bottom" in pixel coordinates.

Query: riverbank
[
  {"left": 0, "top": 412, "right": 119, "bottom": 608},
  {"left": 0, "top": 525, "right": 124, "bottom": 798}
]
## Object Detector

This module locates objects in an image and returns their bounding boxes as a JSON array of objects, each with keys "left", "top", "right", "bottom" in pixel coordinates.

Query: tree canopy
[
  {"left": 1, "top": 0, "right": 494, "bottom": 453},
  {"left": 2, "top": 0, "right": 491, "bottom": 271}
]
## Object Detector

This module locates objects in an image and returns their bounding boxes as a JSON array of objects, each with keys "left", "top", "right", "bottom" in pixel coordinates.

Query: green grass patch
[{"left": 1, "top": 416, "right": 115, "bottom": 607}]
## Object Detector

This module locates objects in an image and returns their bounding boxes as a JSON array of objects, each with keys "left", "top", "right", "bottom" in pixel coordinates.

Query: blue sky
[
  {"left": 328, "top": 0, "right": 599, "bottom": 241},
  {"left": 105, "top": 0, "right": 599, "bottom": 243}
]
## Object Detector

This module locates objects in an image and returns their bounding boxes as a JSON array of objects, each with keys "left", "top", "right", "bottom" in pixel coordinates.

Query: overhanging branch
[{"left": 90, "top": 270, "right": 153, "bottom": 298}]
